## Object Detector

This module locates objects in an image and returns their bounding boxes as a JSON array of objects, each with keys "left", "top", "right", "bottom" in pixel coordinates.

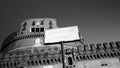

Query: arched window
[{"left": 68, "top": 57, "right": 73, "bottom": 65}]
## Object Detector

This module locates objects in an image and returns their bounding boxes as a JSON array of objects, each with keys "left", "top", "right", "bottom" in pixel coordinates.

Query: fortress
[{"left": 0, "top": 18, "right": 120, "bottom": 68}]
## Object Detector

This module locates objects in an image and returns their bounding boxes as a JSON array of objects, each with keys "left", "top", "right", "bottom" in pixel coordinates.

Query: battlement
[{"left": 0, "top": 41, "right": 120, "bottom": 68}]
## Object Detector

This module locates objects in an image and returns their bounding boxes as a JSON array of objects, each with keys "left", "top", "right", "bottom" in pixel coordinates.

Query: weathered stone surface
[{"left": 0, "top": 18, "right": 120, "bottom": 68}]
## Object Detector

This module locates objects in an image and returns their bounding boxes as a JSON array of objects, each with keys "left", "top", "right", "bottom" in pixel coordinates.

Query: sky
[{"left": 0, "top": 0, "right": 120, "bottom": 48}]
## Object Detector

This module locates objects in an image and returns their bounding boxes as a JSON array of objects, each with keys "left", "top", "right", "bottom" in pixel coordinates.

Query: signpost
[{"left": 45, "top": 26, "right": 80, "bottom": 68}]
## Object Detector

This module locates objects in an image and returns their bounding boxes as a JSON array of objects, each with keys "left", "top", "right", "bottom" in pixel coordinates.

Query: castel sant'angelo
[{"left": 0, "top": 18, "right": 120, "bottom": 68}]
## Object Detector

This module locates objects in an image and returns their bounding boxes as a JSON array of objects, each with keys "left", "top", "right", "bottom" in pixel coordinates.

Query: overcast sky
[{"left": 0, "top": 0, "right": 120, "bottom": 48}]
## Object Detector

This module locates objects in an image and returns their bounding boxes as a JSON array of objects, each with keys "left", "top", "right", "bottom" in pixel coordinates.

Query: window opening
[
  {"left": 40, "top": 28, "right": 44, "bottom": 32},
  {"left": 39, "top": 60, "right": 41, "bottom": 64},
  {"left": 31, "top": 28, "right": 35, "bottom": 32},
  {"left": 41, "top": 21, "right": 44, "bottom": 25},
  {"left": 101, "top": 63, "right": 108, "bottom": 66},
  {"left": 49, "top": 21, "right": 52, "bottom": 25},
  {"left": 36, "top": 28, "right": 40, "bottom": 32},
  {"left": 49, "top": 21, "right": 53, "bottom": 29},
  {"left": 68, "top": 57, "right": 73, "bottom": 65},
  {"left": 32, "top": 21, "right": 35, "bottom": 26}
]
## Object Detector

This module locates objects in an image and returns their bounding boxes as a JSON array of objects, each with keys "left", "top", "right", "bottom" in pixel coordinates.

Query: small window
[
  {"left": 40, "top": 28, "right": 44, "bottom": 32},
  {"left": 49, "top": 21, "right": 52, "bottom": 25},
  {"left": 41, "top": 21, "right": 44, "bottom": 25},
  {"left": 32, "top": 21, "right": 36, "bottom": 26},
  {"left": 31, "top": 28, "right": 35, "bottom": 32},
  {"left": 101, "top": 63, "right": 108, "bottom": 66},
  {"left": 36, "top": 28, "right": 40, "bottom": 32}
]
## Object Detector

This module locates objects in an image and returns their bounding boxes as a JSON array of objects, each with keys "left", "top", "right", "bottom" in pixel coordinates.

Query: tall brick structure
[{"left": 0, "top": 18, "right": 120, "bottom": 68}]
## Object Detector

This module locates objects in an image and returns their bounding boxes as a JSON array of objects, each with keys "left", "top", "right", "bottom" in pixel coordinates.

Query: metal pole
[{"left": 60, "top": 41, "right": 65, "bottom": 68}]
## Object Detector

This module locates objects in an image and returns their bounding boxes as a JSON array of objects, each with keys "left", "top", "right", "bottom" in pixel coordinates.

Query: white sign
[{"left": 45, "top": 26, "right": 79, "bottom": 43}]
